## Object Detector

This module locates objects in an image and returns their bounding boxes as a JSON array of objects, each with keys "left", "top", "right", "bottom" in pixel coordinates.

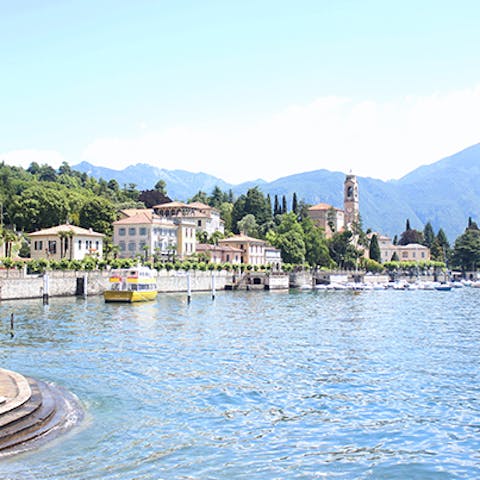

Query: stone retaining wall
[{"left": 0, "top": 270, "right": 233, "bottom": 301}]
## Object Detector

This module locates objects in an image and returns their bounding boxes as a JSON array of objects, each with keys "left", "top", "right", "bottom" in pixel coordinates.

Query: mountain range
[{"left": 74, "top": 143, "right": 480, "bottom": 242}]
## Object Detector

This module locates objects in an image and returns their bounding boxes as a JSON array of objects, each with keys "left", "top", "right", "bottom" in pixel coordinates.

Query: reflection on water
[{"left": 1, "top": 289, "right": 480, "bottom": 479}]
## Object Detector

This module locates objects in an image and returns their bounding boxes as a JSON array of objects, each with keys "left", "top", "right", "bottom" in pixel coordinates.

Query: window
[
  {"left": 139, "top": 227, "right": 147, "bottom": 236},
  {"left": 421, "top": 252, "right": 425, "bottom": 258},
  {"left": 402, "top": 252, "right": 408, "bottom": 259},
  {"left": 128, "top": 227, "right": 136, "bottom": 236},
  {"left": 119, "top": 242, "right": 126, "bottom": 252},
  {"left": 96, "top": 241, "right": 99, "bottom": 250},
  {"left": 197, "top": 220, "right": 202, "bottom": 227},
  {"left": 48, "top": 240, "right": 57, "bottom": 255},
  {"left": 78, "top": 240, "right": 82, "bottom": 250},
  {"left": 119, "top": 228, "right": 126, "bottom": 236},
  {"left": 128, "top": 242, "right": 136, "bottom": 252},
  {"left": 34, "top": 240, "right": 43, "bottom": 251}
]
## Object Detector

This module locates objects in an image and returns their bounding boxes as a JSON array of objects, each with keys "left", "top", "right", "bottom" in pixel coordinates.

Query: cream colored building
[
  {"left": 29, "top": 224, "right": 104, "bottom": 261},
  {"left": 113, "top": 211, "right": 196, "bottom": 260},
  {"left": 218, "top": 234, "right": 266, "bottom": 265},
  {"left": 196, "top": 244, "right": 242, "bottom": 264},
  {"left": 153, "top": 201, "right": 224, "bottom": 236},
  {"left": 369, "top": 233, "right": 431, "bottom": 263}
]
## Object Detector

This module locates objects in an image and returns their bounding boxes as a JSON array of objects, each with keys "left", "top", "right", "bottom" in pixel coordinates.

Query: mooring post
[
  {"left": 83, "top": 272, "right": 88, "bottom": 299},
  {"left": 187, "top": 271, "right": 191, "bottom": 304},
  {"left": 43, "top": 273, "right": 49, "bottom": 305},
  {"left": 10, "top": 313, "right": 14, "bottom": 338},
  {"left": 211, "top": 270, "right": 216, "bottom": 300}
]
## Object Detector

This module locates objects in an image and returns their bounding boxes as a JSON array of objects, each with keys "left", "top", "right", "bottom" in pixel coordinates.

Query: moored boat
[{"left": 104, "top": 266, "right": 158, "bottom": 303}]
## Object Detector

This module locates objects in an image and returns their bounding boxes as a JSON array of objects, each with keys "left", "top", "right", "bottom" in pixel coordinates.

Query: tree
[
  {"left": 272, "top": 212, "right": 306, "bottom": 264},
  {"left": 219, "top": 202, "right": 233, "bottom": 233},
  {"left": 292, "top": 193, "right": 298, "bottom": 214},
  {"left": 431, "top": 228, "right": 451, "bottom": 262},
  {"left": 399, "top": 218, "right": 424, "bottom": 245},
  {"left": 329, "top": 230, "right": 362, "bottom": 269},
  {"left": 237, "top": 214, "right": 259, "bottom": 237},
  {"left": 138, "top": 190, "right": 171, "bottom": 208},
  {"left": 231, "top": 187, "right": 271, "bottom": 234},
  {"left": 189, "top": 190, "right": 209, "bottom": 204},
  {"left": 273, "top": 195, "right": 280, "bottom": 216},
  {"left": 452, "top": 227, "right": 480, "bottom": 271},
  {"left": 154, "top": 179, "right": 167, "bottom": 195},
  {"left": 281, "top": 195, "right": 287, "bottom": 214},
  {"left": 423, "top": 222, "right": 435, "bottom": 248},
  {"left": 369, "top": 234, "right": 381, "bottom": 263},
  {"left": 11, "top": 186, "right": 69, "bottom": 232},
  {"left": 302, "top": 217, "right": 331, "bottom": 267},
  {"left": 79, "top": 197, "right": 117, "bottom": 235}
]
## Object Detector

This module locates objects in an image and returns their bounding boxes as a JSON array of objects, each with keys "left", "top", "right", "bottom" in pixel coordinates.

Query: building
[
  {"left": 29, "top": 224, "right": 104, "bottom": 261},
  {"left": 112, "top": 211, "right": 196, "bottom": 260},
  {"left": 395, "top": 243, "right": 431, "bottom": 262},
  {"left": 369, "top": 233, "right": 431, "bottom": 263},
  {"left": 307, "top": 204, "right": 345, "bottom": 238},
  {"left": 153, "top": 201, "right": 224, "bottom": 236},
  {"left": 264, "top": 245, "right": 283, "bottom": 268},
  {"left": 218, "top": 234, "right": 266, "bottom": 265},
  {"left": 196, "top": 244, "right": 242, "bottom": 264},
  {"left": 307, "top": 173, "right": 360, "bottom": 237}
]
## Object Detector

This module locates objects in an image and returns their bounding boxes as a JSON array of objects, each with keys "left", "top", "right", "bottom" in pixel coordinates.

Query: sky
[{"left": 1, "top": 0, "right": 480, "bottom": 184}]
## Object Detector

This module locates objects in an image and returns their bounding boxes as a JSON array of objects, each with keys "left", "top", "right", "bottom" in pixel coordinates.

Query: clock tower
[{"left": 344, "top": 173, "right": 359, "bottom": 227}]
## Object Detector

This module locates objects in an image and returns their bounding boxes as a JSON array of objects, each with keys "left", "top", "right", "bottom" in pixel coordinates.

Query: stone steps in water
[{"left": 0, "top": 368, "right": 82, "bottom": 455}]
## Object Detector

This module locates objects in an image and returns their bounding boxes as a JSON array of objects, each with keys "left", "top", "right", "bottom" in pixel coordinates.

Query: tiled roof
[
  {"left": 188, "top": 201, "right": 212, "bottom": 210},
  {"left": 153, "top": 201, "right": 188, "bottom": 209},
  {"left": 113, "top": 212, "right": 155, "bottom": 225},
  {"left": 308, "top": 203, "right": 342, "bottom": 211},
  {"left": 29, "top": 224, "right": 104, "bottom": 237},
  {"left": 219, "top": 234, "right": 266, "bottom": 245},
  {"left": 120, "top": 208, "right": 153, "bottom": 218},
  {"left": 196, "top": 243, "right": 242, "bottom": 253}
]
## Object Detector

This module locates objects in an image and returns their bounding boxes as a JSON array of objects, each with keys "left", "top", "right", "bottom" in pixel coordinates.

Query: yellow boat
[{"left": 104, "top": 266, "right": 158, "bottom": 303}]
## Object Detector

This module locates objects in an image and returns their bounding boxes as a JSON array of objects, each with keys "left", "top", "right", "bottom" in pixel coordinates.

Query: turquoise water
[{"left": 1, "top": 288, "right": 480, "bottom": 479}]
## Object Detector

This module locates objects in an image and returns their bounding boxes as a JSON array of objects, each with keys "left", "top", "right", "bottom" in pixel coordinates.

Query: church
[{"left": 307, "top": 174, "right": 359, "bottom": 238}]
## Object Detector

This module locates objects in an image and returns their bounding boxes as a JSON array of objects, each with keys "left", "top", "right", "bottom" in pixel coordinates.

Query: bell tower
[{"left": 344, "top": 173, "right": 359, "bottom": 227}]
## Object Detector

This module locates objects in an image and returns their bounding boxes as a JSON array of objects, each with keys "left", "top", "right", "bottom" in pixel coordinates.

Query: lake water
[{"left": 1, "top": 288, "right": 480, "bottom": 479}]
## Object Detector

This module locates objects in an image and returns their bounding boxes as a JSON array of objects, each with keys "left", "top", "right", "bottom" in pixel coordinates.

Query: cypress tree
[
  {"left": 282, "top": 195, "right": 287, "bottom": 214},
  {"left": 369, "top": 234, "right": 381, "bottom": 263},
  {"left": 273, "top": 195, "right": 280, "bottom": 216},
  {"left": 292, "top": 192, "right": 298, "bottom": 214},
  {"left": 423, "top": 222, "right": 435, "bottom": 248}
]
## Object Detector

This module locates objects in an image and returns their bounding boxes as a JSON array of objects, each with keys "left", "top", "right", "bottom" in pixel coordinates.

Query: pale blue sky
[{"left": 2, "top": 1, "right": 480, "bottom": 182}]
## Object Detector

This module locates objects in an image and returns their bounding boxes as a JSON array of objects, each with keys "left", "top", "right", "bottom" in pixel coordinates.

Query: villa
[
  {"left": 29, "top": 224, "right": 104, "bottom": 261},
  {"left": 112, "top": 211, "right": 196, "bottom": 260}
]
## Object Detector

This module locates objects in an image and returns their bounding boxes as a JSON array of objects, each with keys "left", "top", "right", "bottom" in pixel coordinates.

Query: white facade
[{"left": 29, "top": 225, "right": 104, "bottom": 261}]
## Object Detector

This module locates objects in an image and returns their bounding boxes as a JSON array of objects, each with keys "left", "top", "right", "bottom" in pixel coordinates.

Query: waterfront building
[
  {"left": 218, "top": 234, "right": 266, "bottom": 265},
  {"left": 264, "top": 245, "right": 283, "bottom": 268},
  {"left": 307, "top": 173, "right": 360, "bottom": 237},
  {"left": 196, "top": 243, "right": 242, "bottom": 264},
  {"left": 153, "top": 201, "right": 224, "bottom": 236},
  {"left": 112, "top": 211, "right": 196, "bottom": 260},
  {"left": 368, "top": 232, "right": 431, "bottom": 262},
  {"left": 29, "top": 224, "right": 104, "bottom": 261}
]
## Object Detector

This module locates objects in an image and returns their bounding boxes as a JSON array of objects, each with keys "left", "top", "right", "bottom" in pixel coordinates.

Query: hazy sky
[{"left": 1, "top": 1, "right": 480, "bottom": 183}]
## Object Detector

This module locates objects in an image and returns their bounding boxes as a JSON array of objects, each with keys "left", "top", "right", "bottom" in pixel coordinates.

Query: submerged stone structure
[{"left": 0, "top": 368, "right": 83, "bottom": 456}]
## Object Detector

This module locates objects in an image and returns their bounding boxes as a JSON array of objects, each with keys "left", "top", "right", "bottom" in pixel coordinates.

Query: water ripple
[{"left": 1, "top": 289, "right": 480, "bottom": 478}]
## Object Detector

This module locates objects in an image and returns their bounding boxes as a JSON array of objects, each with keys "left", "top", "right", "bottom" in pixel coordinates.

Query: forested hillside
[{"left": 0, "top": 162, "right": 139, "bottom": 235}]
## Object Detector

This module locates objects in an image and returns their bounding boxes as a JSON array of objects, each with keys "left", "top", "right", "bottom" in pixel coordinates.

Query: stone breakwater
[{"left": 0, "top": 368, "right": 83, "bottom": 456}]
